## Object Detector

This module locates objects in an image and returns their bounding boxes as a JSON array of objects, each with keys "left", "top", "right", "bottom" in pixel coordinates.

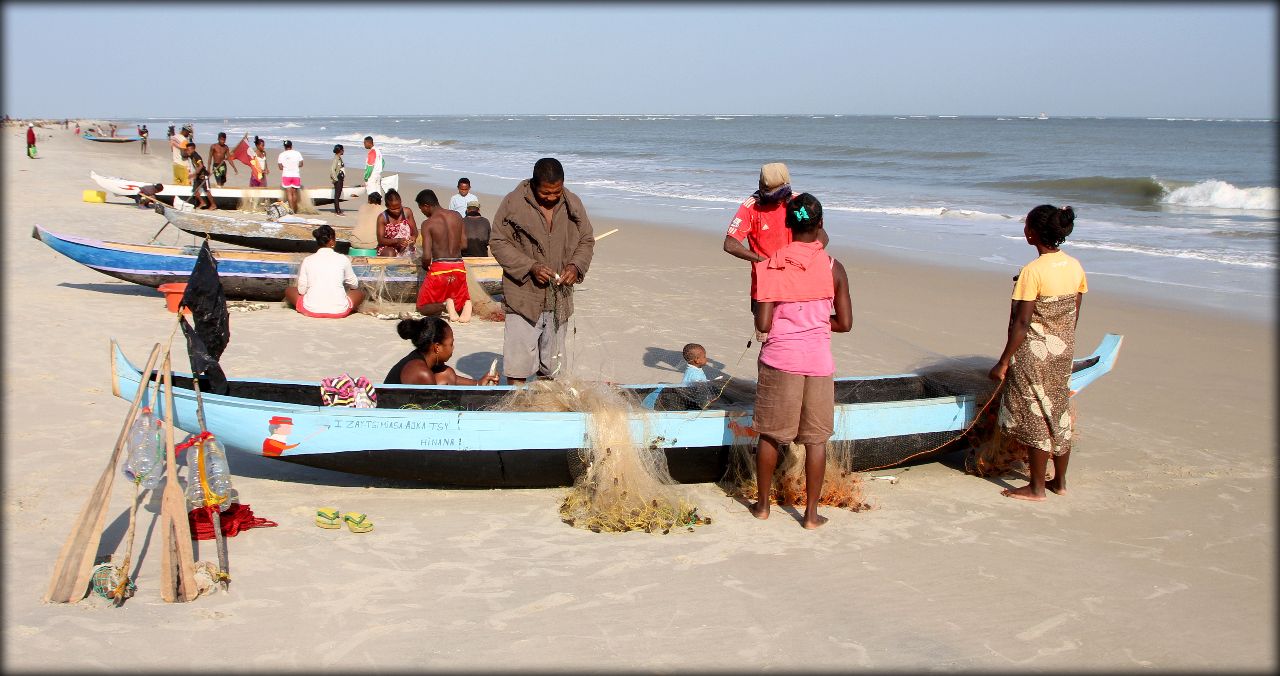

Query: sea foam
[{"left": 1161, "top": 180, "right": 1277, "bottom": 211}]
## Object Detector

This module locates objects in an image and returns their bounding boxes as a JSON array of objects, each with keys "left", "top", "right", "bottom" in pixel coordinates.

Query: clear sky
[{"left": 3, "top": 2, "right": 1274, "bottom": 118}]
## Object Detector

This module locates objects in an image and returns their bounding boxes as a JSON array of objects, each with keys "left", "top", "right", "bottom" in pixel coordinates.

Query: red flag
[{"left": 231, "top": 135, "right": 253, "bottom": 168}]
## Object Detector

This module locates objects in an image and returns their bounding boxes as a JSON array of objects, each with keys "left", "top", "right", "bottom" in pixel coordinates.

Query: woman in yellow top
[{"left": 989, "top": 205, "right": 1087, "bottom": 502}]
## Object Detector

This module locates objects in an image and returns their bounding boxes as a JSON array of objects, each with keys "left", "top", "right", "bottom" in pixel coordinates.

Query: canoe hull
[
  {"left": 83, "top": 135, "right": 141, "bottom": 143},
  {"left": 159, "top": 204, "right": 351, "bottom": 254},
  {"left": 91, "top": 171, "right": 398, "bottom": 207},
  {"left": 108, "top": 334, "right": 1123, "bottom": 487},
  {"left": 33, "top": 225, "right": 502, "bottom": 300}
]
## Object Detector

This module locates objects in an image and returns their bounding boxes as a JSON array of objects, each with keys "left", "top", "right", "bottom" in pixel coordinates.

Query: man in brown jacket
[{"left": 489, "top": 158, "right": 595, "bottom": 384}]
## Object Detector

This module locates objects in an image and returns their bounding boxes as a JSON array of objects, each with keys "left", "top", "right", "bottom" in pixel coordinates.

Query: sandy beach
[{"left": 2, "top": 123, "right": 1274, "bottom": 671}]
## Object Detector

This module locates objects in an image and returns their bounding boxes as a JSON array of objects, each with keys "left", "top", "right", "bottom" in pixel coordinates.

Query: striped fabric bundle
[{"left": 320, "top": 374, "right": 378, "bottom": 408}]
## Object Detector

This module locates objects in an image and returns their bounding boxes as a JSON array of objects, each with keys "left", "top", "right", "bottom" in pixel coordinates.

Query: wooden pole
[
  {"left": 158, "top": 352, "right": 198, "bottom": 602},
  {"left": 188, "top": 375, "right": 230, "bottom": 590},
  {"left": 45, "top": 342, "right": 163, "bottom": 603}
]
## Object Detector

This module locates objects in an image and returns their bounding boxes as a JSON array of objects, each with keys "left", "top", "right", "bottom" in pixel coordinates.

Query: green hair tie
[{"left": 793, "top": 207, "right": 810, "bottom": 221}]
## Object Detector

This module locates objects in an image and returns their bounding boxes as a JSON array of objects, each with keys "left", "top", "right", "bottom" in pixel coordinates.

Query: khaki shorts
[
  {"left": 752, "top": 361, "right": 835, "bottom": 445},
  {"left": 503, "top": 311, "right": 567, "bottom": 379},
  {"left": 173, "top": 163, "right": 190, "bottom": 186}
]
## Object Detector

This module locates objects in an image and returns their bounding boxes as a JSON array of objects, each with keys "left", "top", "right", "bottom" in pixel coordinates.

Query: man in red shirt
[{"left": 722, "top": 163, "right": 828, "bottom": 307}]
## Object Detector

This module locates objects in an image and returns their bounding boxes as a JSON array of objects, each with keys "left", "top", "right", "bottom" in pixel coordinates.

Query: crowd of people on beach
[{"left": 50, "top": 116, "right": 1086, "bottom": 526}]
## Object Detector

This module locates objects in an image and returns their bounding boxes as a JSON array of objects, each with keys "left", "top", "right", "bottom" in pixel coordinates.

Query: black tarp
[{"left": 179, "top": 241, "right": 230, "bottom": 395}]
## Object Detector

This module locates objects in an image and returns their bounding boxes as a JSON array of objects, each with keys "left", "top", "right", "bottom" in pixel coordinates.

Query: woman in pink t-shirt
[{"left": 749, "top": 193, "right": 852, "bottom": 529}]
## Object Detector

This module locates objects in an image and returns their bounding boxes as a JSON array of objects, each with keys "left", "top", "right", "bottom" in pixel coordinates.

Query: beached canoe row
[
  {"left": 111, "top": 335, "right": 1123, "bottom": 487},
  {"left": 33, "top": 225, "right": 502, "bottom": 301},
  {"left": 90, "top": 170, "right": 399, "bottom": 208}
]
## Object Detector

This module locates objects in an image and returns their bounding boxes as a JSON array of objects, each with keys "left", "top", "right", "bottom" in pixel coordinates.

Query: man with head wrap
[{"left": 723, "top": 163, "right": 828, "bottom": 312}]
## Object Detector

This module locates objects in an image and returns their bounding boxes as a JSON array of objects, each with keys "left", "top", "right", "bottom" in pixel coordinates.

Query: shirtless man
[
  {"left": 208, "top": 132, "right": 238, "bottom": 187},
  {"left": 414, "top": 189, "right": 472, "bottom": 322}
]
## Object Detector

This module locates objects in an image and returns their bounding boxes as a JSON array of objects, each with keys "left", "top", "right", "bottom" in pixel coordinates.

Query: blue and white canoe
[
  {"left": 90, "top": 170, "right": 396, "bottom": 208},
  {"left": 33, "top": 225, "right": 502, "bottom": 301},
  {"left": 110, "top": 334, "right": 1123, "bottom": 487},
  {"left": 82, "top": 134, "right": 142, "bottom": 143}
]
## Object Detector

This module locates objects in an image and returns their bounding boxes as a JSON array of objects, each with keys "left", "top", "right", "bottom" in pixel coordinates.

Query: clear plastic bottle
[
  {"left": 184, "top": 436, "right": 237, "bottom": 511},
  {"left": 123, "top": 407, "right": 164, "bottom": 490}
]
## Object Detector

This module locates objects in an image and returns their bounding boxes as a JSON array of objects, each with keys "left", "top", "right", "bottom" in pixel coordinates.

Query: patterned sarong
[{"left": 997, "top": 294, "right": 1078, "bottom": 456}]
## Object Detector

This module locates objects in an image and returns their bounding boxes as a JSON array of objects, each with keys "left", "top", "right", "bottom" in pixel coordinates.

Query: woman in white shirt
[
  {"left": 277, "top": 140, "right": 305, "bottom": 213},
  {"left": 284, "top": 225, "right": 365, "bottom": 318}
]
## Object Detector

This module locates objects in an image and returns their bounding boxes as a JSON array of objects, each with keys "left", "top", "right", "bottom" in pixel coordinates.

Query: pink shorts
[
  {"left": 296, "top": 294, "right": 353, "bottom": 319},
  {"left": 281, "top": 176, "right": 302, "bottom": 189}
]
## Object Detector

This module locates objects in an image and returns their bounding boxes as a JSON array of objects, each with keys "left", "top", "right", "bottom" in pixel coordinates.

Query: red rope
[{"left": 188, "top": 503, "right": 278, "bottom": 540}]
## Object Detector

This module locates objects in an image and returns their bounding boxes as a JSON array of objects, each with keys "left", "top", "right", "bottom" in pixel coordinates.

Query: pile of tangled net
[
  {"left": 495, "top": 378, "right": 708, "bottom": 534},
  {"left": 722, "top": 437, "right": 873, "bottom": 512},
  {"left": 357, "top": 265, "right": 504, "bottom": 322},
  {"left": 964, "top": 382, "right": 1076, "bottom": 481}
]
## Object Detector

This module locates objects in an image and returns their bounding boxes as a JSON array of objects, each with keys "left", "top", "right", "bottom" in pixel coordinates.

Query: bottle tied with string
[
  {"left": 122, "top": 406, "right": 165, "bottom": 489},
  {"left": 181, "top": 432, "right": 237, "bottom": 512}
]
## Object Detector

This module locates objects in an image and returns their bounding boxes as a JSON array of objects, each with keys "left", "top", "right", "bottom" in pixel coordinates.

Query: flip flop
[
  {"left": 343, "top": 512, "right": 374, "bottom": 533},
  {"left": 315, "top": 507, "right": 341, "bottom": 529}
]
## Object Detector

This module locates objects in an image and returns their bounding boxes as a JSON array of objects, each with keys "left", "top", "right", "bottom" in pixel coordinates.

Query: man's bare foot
[
  {"left": 445, "top": 299, "right": 460, "bottom": 322},
  {"left": 748, "top": 502, "right": 769, "bottom": 520},
  {"left": 1046, "top": 478, "right": 1067, "bottom": 496},
  {"left": 802, "top": 513, "right": 829, "bottom": 529},
  {"left": 1001, "top": 485, "right": 1046, "bottom": 502}
]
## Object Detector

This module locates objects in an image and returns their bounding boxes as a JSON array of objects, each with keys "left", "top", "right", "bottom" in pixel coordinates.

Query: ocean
[{"left": 172, "top": 114, "right": 1277, "bottom": 318}]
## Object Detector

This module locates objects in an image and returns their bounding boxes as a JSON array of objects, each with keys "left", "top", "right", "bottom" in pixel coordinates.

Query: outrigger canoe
[
  {"left": 90, "top": 170, "right": 398, "bottom": 208},
  {"left": 110, "top": 335, "right": 1123, "bottom": 487},
  {"left": 33, "top": 225, "right": 502, "bottom": 300},
  {"left": 157, "top": 203, "right": 352, "bottom": 254},
  {"left": 83, "top": 134, "right": 142, "bottom": 143}
]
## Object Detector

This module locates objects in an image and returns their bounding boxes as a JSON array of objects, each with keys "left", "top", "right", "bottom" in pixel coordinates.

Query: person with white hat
[
  {"left": 25, "top": 123, "right": 36, "bottom": 158},
  {"left": 723, "top": 162, "right": 827, "bottom": 313}
]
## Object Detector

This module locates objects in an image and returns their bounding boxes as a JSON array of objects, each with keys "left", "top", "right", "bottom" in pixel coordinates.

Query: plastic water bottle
[
  {"left": 122, "top": 408, "right": 164, "bottom": 489},
  {"left": 184, "top": 436, "right": 237, "bottom": 511}
]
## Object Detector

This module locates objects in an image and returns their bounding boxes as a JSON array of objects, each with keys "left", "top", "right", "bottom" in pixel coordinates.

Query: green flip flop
[
  {"left": 343, "top": 512, "right": 374, "bottom": 533},
  {"left": 315, "top": 507, "right": 341, "bottom": 529}
]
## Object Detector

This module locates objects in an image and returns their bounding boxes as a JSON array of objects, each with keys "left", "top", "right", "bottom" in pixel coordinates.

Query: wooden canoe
[
  {"left": 109, "top": 335, "right": 1123, "bottom": 487},
  {"left": 83, "top": 134, "right": 142, "bottom": 143},
  {"left": 157, "top": 203, "right": 348, "bottom": 254},
  {"left": 90, "top": 170, "right": 398, "bottom": 208},
  {"left": 33, "top": 225, "right": 502, "bottom": 300}
]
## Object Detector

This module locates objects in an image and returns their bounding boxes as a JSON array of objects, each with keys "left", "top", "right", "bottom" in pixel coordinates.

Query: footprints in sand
[{"left": 486, "top": 592, "right": 576, "bottom": 630}]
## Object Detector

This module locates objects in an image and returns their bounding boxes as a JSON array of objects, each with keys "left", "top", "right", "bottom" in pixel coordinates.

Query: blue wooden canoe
[
  {"left": 33, "top": 225, "right": 502, "bottom": 301},
  {"left": 110, "top": 334, "right": 1123, "bottom": 487},
  {"left": 83, "top": 134, "right": 142, "bottom": 142}
]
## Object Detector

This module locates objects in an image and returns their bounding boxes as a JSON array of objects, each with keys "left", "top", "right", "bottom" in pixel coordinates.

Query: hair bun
[{"left": 396, "top": 317, "right": 419, "bottom": 340}]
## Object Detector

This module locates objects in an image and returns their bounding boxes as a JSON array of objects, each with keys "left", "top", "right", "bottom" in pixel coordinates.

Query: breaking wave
[{"left": 1161, "top": 180, "right": 1277, "bottom": 211}]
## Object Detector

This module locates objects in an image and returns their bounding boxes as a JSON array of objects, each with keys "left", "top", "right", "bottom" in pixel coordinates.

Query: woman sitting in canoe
[
  {"left": 376, "top": 189, "right": 417, "bottom": 258},
  {"left": 385, "top": 316, "right": 500, "bottom": 386}
]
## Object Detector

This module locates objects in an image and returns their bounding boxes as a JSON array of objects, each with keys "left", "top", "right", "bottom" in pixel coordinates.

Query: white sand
[{"left": 2, "top": 125, "right": 1274, "bottom": 671}]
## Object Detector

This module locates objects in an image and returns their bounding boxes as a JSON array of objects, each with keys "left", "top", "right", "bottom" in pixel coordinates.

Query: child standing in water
[
  {"left": 989, "top": 205, "right": 1087, "bottom": 501},
  {"left": 749, "top": 193, "right": 853, "bottom": 529}
]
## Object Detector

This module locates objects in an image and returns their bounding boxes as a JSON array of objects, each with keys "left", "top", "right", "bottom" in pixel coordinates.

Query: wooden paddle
[
  {"left": 44, "top": 342, "right": 164, "bottom": 603},
  {"left": 158, "top": 352, "right": 198, "bottom": 602}
]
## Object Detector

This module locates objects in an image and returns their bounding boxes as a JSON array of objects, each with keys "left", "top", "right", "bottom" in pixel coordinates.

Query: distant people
[
  {"left": 139, "top": 124, "right": 149, "bottom": 154},
  {"left": 25, "top": 123, "right": 36, "bottom": 159},
  {"left": 449, "top": 177, "right": 473, "bottom": 217},
  {"left": 186, "top": 143, "right": 217, "bottom": 210},
  {"left": 209, "top": 132, "right": 237, "bottom": 187},
  {"left": 363, "top": 136, "right": 384, "bottom": 197},
  {"left": 461, "top": 196, "right": 490, "bottom": 257},
  {"left": 681, "top": 343, "right": 709, "bottom": 384},
  {"left": 277, "top": 140, "right": 304, "bottom": 213},
  {"left": 723, "top": 163, "right": 827, "bottom": 318},
  {"left": 489, "top": 157, "right": 595, "bottom": 384},
  {"left": 75, "top": 121, "right": 81, "bottom": 135},
  {"left": 330, "top": 144, "right": 346, "bottom": 215},
  {"left": 748, "top": 193, "right": 852, "bottom": 530},
  {"left": 384, "top": 316, "right": 501, "bottom": 386},
  {"left": 350, "top": 192, "right": 382, "bottom": 252},
  {"left": 108, "top": 123, "right": 117, "bottom": 137},
  {"left": 988, "top": 205, "right": 1087, "bottom": 502},
  {"left": 375, "top": 189, "right": 417, "bottom": 257},
  {"left": 249, "top": 135, "right": 269, "bottom": 187},
  {"left": 170, "top": 126, "right": 190, "bottom": 185},
  {"left": 414, "top": 189, "right": 471, "bottom": 322},
  {"left": 134, "top": 183, "right": 164, "bottom": 208},
  {"left": 284, "top": 225, "right": 365, "bottom": 318}
]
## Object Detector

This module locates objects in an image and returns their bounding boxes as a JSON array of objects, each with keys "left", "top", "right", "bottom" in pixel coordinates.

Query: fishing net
[
  {"left": 719, "top": 356, "right": 1003, "bottom": 510},
  {"left": 493, "top": 378, "right": 708, "bottom": 533}
]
